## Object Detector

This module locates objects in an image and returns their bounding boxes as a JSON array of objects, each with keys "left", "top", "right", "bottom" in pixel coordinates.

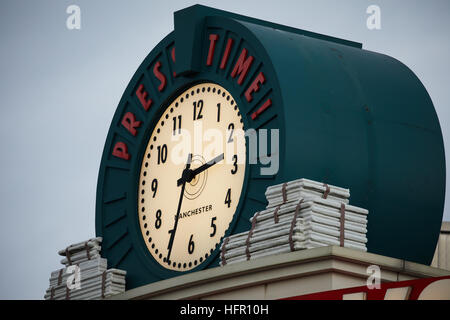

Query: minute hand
[
  {"left": 177, "top": 153, "right": 224, "bottom": 186},
  {"left": 167, "top": 153, "right": 192, "bottom": 263}
]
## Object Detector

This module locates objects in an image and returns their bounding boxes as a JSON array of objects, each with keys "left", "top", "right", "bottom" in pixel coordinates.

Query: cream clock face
[{"left": 138, "top": 83, "right": 246, "bottom": 271}]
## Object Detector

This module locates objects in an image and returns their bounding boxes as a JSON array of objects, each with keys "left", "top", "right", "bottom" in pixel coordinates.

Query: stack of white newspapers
[
  {"left": 220, "top": 179, "right": 369, "bottom": 266},
  {"left": 44, "top": 237, "right": 126, "bottom": 300}
]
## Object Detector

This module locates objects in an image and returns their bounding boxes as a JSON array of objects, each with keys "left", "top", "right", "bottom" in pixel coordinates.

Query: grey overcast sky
[{"left": 0, "top": 0, "right": 449, "bottom": 299}]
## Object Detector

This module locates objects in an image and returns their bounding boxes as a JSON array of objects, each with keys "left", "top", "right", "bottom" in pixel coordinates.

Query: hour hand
[{"left": 177, "top": 153, "right": 224, "bottom": 186}]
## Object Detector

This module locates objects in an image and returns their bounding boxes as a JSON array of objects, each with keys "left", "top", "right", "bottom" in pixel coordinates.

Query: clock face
[{"left": 138, "top": 83, "right": 246, "bottom": 271}]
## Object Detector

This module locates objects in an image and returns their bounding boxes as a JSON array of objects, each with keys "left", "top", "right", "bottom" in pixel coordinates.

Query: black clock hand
[
  {"left": 177, "top": 153, "right": 224, "bottom": 186},
  {"left": 192, "top": 153, "right": 225, "bottom": 176},
  {"left": 166, "top": 153, "right": 192, "bottom": 264}
]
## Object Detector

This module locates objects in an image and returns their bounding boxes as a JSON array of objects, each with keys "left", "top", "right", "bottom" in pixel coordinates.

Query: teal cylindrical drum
[{"left": 245, "top": 22, "right": 445, "bottom": 265}]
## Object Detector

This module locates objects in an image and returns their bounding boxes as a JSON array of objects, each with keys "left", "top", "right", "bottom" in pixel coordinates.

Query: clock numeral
[
  {"left": 210, "top": 217, "right": 217, "bottom": 237},
  {"left": 193, "top": 100, "right": 204, "bottom": 120},
  {"left": 227, "top": 123, "right": 234, "bottom": 143},
  {"left": 157, "top": 144, "right": 168, "bottom": 164},
  {"left": 155, "top": 209, "right": 162, "bottom": 229},
  {"left": 151, "top": 178, "right": 158, "bottom": 198},
  {"left": 188, "top": 234, "right": 195, "bottom": 254},
  {"left": 216, "top": 103, "right": 221, "bottom": 122},
  {"left": 172, "top": 115, "right": 182, "bottom": 135},
  {"left": 231, "top": 155, "right": 238, "bottom": 175},
  {"left": 225, "top": 188, "right": 232, "bottom": 208}
]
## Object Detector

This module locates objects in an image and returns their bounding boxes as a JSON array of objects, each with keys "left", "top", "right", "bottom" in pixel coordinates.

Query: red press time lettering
[
  {"left": 153, "top": 61, "right": 167, "bottom": 92},
  {"left": 112, "top": 142, "right": 130, "bottom": 160},
  {"left": 206, "top": 34, "right": 219, "bottom": 66},
  {"left": 171, "top": 47, "right": 177, "bottom": 77},
  {"left": 245, "top": 72, "right": 266, "bottom": 102},
  {"left": 220, "top": 38, "right": 234, "bottom": 69},
  {"left": 251, "top": 99, "right": 272, "bottom": 120},
  {"left": 136, "top": 84, "right": 153, "bottom": 111},
  {"left": 121, "top": 112, "right": 142, "bottom": 136},
  {"left": 231, "top": 48, "right": 254, "bottom": 85}
]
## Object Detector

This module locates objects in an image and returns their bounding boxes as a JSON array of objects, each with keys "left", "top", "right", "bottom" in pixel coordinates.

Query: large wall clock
[
  {"left": 137, "top": 83, "right": 246, "bottom": 271},
  {"left": 96, "top": 5, "right": 445, "bottom": 290}
]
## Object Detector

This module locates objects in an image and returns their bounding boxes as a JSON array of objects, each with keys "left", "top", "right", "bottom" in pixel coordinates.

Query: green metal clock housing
[{"left": 96, "top": 5, "right": 445, "bottom": 290}]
